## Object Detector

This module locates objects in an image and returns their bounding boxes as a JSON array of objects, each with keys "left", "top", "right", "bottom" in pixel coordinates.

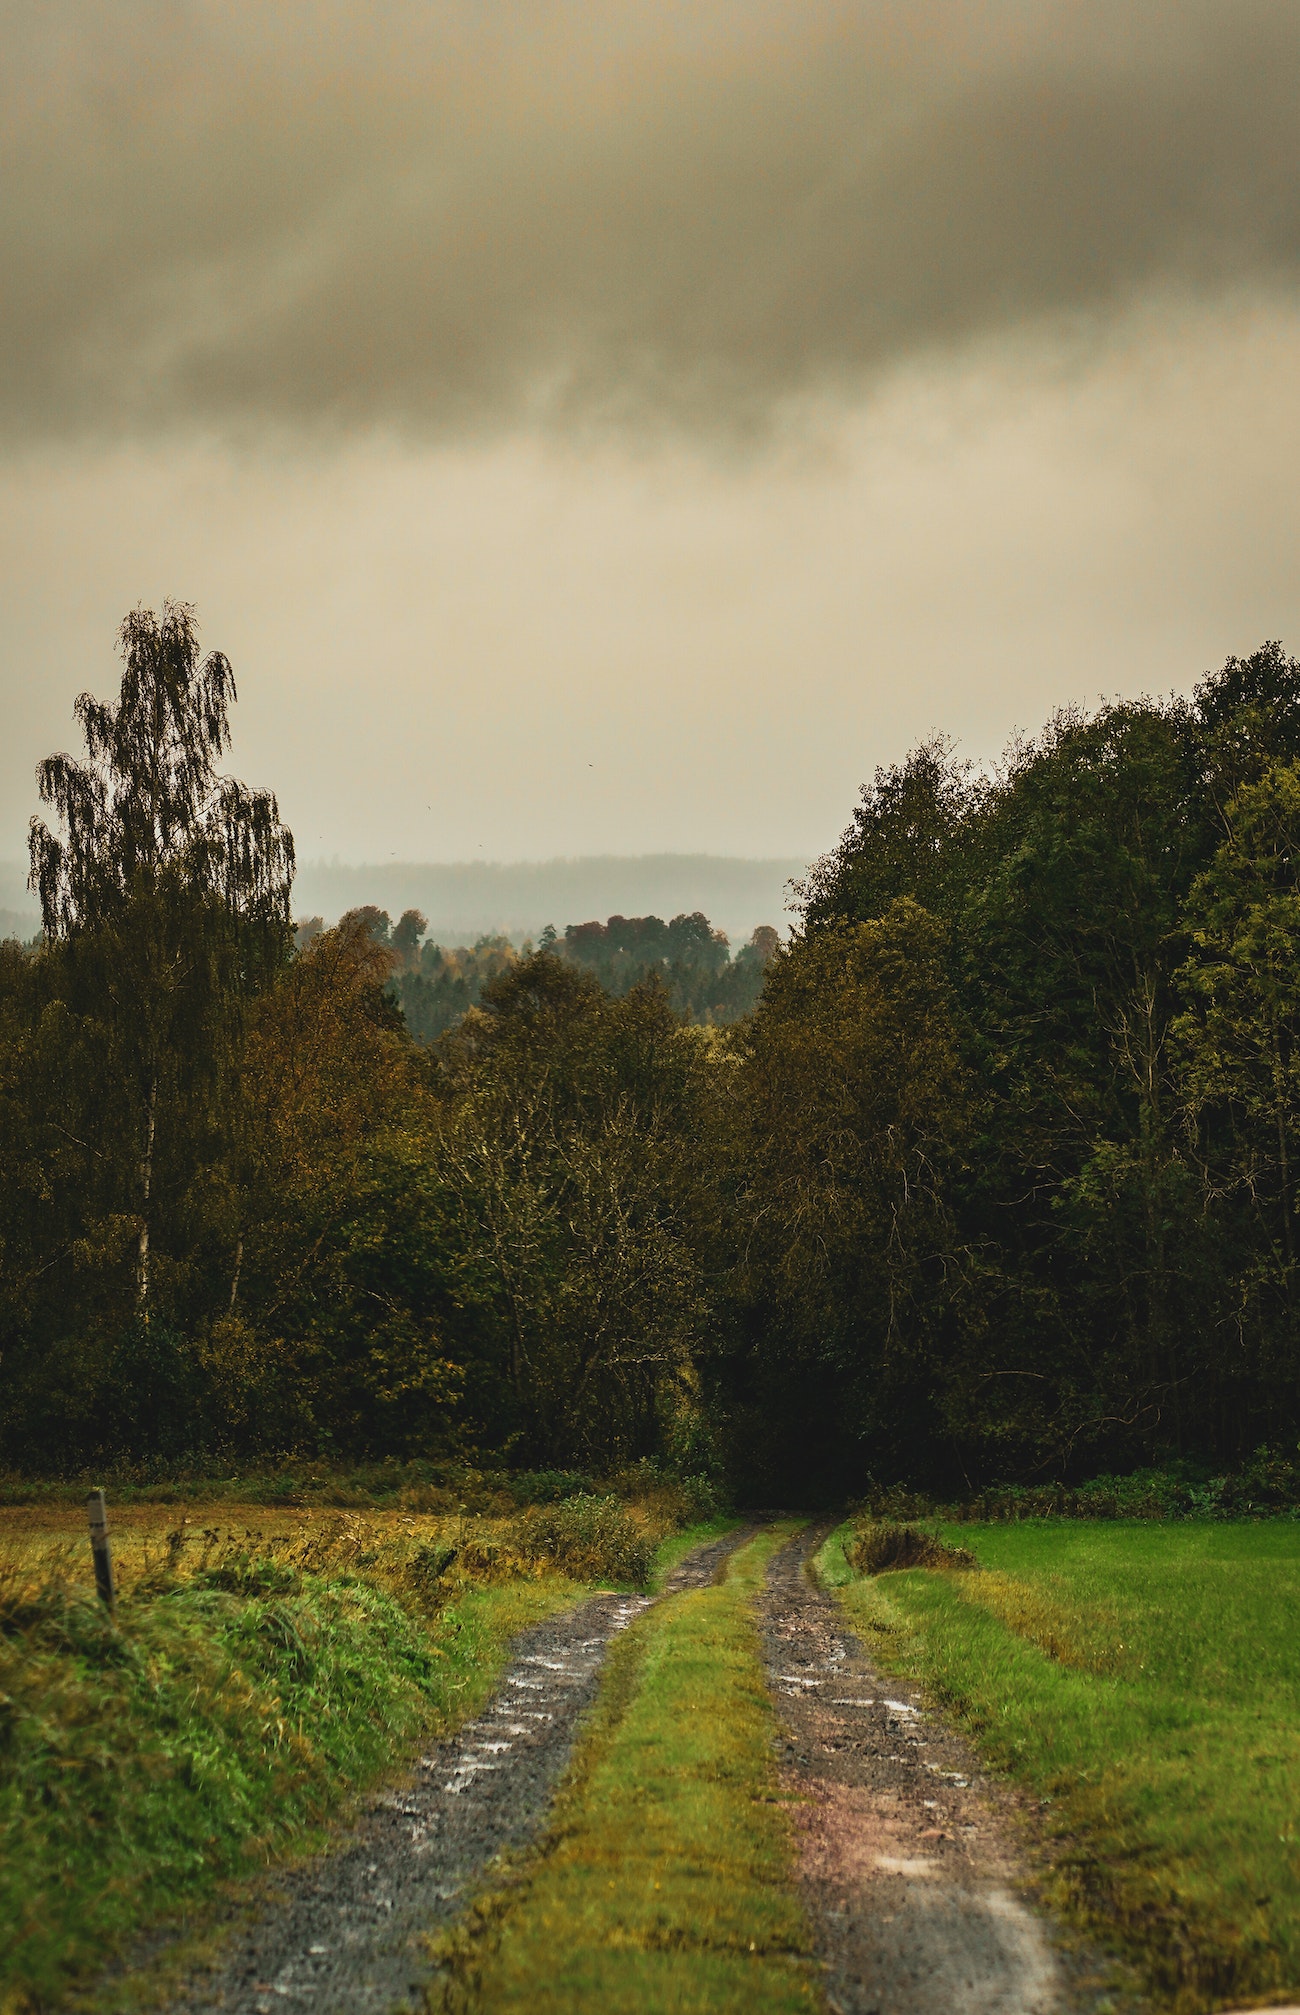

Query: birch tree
[{"left": 28, "top": 601, "right": 294, "bottom": 1313}]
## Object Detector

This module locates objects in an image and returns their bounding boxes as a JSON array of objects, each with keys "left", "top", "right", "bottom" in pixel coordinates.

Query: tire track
[
  {"left": 757, "top": 1526, "right": 1099, "bottom": 2015},
  {"left": 168, "top": 1529, "right": 746, "bottom": 2015}
]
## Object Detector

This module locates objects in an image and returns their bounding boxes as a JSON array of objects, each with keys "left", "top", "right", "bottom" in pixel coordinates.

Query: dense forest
[
  {"left": 291, "top": 904, "right": 779, "bottom": 1041},
  {"left": 3, "top": 603, "right": 1300, "bottom": 1499}
]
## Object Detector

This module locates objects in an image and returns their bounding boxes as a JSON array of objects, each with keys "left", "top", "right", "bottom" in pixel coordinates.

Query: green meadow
[{"left": 827, "top": 1520, "right": 1300, "bottom": 2012}]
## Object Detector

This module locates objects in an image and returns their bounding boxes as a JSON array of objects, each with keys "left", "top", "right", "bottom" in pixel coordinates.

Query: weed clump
[
  {"left": 405, "top": 1539, "right": 460, "bottom": 1599},
  {"left": 847, "top": 1521, "right": 976, "bottom": 1575},
  {"left": 510, "top": 1494, "right": 653, "bottom": 1585}
]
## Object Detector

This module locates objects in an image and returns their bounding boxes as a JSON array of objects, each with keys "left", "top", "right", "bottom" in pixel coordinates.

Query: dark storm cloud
[{"left": 4, "top": 1, "right": 1300, "bottom": 442}]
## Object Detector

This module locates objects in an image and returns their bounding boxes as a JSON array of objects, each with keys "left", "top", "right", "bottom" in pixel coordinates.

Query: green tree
[
  {"left": 720, "top": 899, "right": 968, "bottom": 1496},
  {"left": 1195, "top": 640, "right": 1300, "bottom": 815},
  {"left": 433, "top": 954, "right": 711, "bottom": 1464},
  {"left": 234, "top": 914, "right": 459, "bottom": 1456},
  {"left": 1174, "top": 759, "right": 1300, "bottom": 1431},
  {"left": 955, "top": 701, "right": 1210, "bottom": 1461},
  {"left": 796, "top": 735, "right": 984, "bottom": 930}
]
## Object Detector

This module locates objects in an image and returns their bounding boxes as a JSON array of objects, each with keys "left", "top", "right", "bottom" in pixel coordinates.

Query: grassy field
[
  {"left": 825, "top": 1519, "right": 1300, "bottom": 2013},
  {"left": 0, "top": 1498, "right": 711, "bottom": 2014},
  {"left": 433, "top": 1524, "right": 820, "bottom": 2015}
]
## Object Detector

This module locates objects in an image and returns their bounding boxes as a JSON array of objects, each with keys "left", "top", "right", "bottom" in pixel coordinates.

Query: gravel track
[
  {"left": 758, "top": 1526, "right": 1097, "bottom": 2015},
  {"left": 167, "top": 1529, "right": 746, "bottom": 2015}
]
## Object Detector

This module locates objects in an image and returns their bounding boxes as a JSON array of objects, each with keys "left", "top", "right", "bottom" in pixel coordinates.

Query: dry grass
[{"left": 0, "top": 1486, "right": 677, "bottom": 1621}]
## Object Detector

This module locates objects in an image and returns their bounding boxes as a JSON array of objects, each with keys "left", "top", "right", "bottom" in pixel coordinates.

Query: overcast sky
[{"left": 4, "top": 1, "right": 1300, "bottom": 870}]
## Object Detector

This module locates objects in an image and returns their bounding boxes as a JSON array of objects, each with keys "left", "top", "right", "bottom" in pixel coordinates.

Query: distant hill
[
  {"left": 0, "top": 853, "right": 811, "bottom": 949},
  {"left": 0, "top": 864, "right": 37, "bottom": 943},
  {"left": 293, "top": 855, "right": 807, "bottom": 947}
]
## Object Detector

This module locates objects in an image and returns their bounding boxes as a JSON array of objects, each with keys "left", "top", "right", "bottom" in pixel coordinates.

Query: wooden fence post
[{"left": 87, "top": 1488, "right": 116, "bottom": 1613}]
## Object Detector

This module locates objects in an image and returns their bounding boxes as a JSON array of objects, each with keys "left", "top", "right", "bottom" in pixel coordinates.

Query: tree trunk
[
  {"left": 137, "top": 1076, "right": 156, "bottom": 1312},
  {"left": 1271, "top": 1012, "right": 1295, "bottom": 1308}
]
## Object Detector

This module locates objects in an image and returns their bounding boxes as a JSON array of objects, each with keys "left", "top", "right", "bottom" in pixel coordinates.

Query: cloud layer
[{"left": 5, "top": 1, "right": 1300, "bottom": 442}]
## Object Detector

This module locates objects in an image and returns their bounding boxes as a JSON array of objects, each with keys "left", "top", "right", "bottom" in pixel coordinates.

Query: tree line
[
  {"left": 292, "top": 904, "right": 780, "bottom": 1043},
  {"left": 3, "top": 604, "right": 1299, "bottom": 1498}
]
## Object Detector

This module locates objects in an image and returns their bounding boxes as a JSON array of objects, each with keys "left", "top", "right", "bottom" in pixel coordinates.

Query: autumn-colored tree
[{"left": 235, "top": 914, "right": 461, "bottom": 1454}]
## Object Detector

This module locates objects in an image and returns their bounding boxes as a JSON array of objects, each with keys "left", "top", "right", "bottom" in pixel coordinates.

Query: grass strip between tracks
[
  {"left": 823, "top": 1519, "right": 1300, "bottom": 2014},
  {"left": 429, "top": 1524, "right": 821, "bottom": 2015}
]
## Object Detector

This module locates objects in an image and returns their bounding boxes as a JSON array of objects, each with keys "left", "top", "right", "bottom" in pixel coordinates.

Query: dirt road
[
  {"left": 757, "top": 1526, "right": 1094, "bottom": 2015},
  {"left": 167, "top": 1530, "right": 746, "bottom": 2015}
]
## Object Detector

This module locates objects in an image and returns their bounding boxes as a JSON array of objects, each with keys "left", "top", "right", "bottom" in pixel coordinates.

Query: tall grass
[
  {"left": 508, "top": 1495, "right": 654, "bottom": 1584},
  {"left": 0, "top": 1492, "right": 685, "bottom": 2013}
]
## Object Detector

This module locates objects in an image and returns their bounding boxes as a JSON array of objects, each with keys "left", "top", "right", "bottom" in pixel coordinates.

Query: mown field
[
  {"left": 826, "top": 1519, "right": 1300, "bottom": 2013},
  {"left": 0, "top": 1491, "right": 718, "bottom": 2014}
]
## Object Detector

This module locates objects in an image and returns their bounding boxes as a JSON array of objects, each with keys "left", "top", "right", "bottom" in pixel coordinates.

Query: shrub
[
  {"left": 508, "top": 1469, "right": 596, "bottom": 1506},
  {"left": 405, "top": 1540, "right": 460, "bottom": 1599},
  {"left": 605, "top": 1458, "right": 727, "bottom": 1527},
  {"left": 510, "top": 1494, "right": 653, "bottom": 1585},
  {"left": 847, "top": 1521, "right": 976, "bottom": 1575},
  {"left": 195, "top": 1551, "right": 302, "bottom": 1598}
]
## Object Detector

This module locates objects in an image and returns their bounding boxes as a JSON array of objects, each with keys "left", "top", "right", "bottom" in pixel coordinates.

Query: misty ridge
[
  {"left": 6, "top": 1, "right": 1300, "bottom": 447},
  {"left": 293, "top": 854, "right": 801, "bottom": 950},
  {"left": 0, "top": 851, "right": 796, "bottom": 968}
]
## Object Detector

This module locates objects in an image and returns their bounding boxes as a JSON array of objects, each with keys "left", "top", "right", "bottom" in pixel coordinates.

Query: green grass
[
  {"left": 829, "top": 1519, "right": 1300, "bottom": 2013},
  {"left": 0, "top": 1503, "right": 738, "bottom": 2012},
  {"left": 0, "top": 1551, "right": 584, "bottom": 2014},
  {"left": 432, "top": 1525, "right": 821, "bottom": 2015}
]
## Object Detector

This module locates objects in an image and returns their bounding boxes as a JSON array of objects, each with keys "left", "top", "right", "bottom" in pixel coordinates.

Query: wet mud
[
  {"left": 167, "top": 1529, "right": 745, "bottom": 2015},
  {"left": 758, "top": 1526, "right": 1100, "bottom": 2015}
]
